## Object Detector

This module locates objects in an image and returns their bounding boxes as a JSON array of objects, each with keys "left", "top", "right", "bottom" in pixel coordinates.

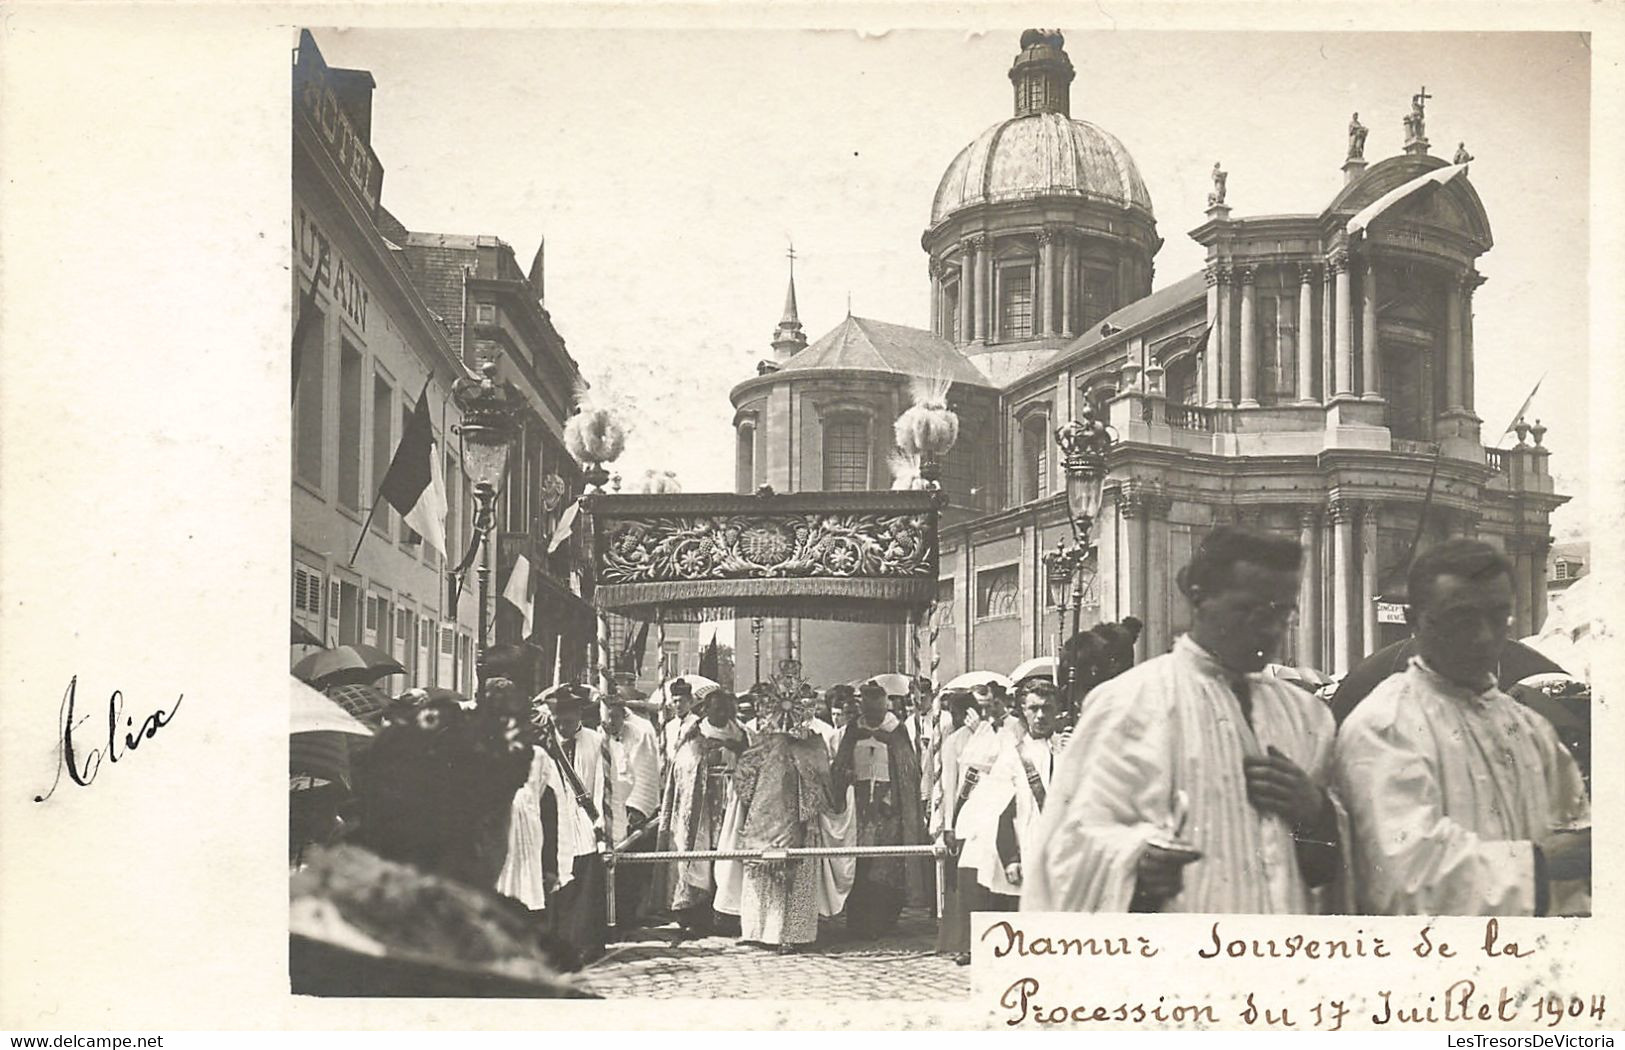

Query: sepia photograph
[{"left": 284, "top": 21, "right": 1596, "bottom": 1006}]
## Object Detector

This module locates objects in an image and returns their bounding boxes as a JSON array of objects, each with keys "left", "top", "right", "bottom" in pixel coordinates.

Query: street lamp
[
  {"left": 751, "top": 616, "right": 764, "bottom": 684},
  {"left": 452, "top": 361, "right": 519, "bottom": 687},
  {"left": 1050, "top": 404, "right": 1117, "bottom": 694}
]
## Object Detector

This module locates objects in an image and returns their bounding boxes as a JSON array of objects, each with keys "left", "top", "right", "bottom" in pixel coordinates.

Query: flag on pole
[
  {"left": 1502, "top": 372, "right": 1547, "bottom": 436},
  {"left": 622, "top": 620, "right": 651, "bottom": 675},
  {"left": 502, "top": 553, "right": 535, "bottom": 639},
  {"left": 380, "top": 385, "right": 447, "bottom": 556},
  {"left": 548, "top": 499, "right": 580, "bottom": 554}
]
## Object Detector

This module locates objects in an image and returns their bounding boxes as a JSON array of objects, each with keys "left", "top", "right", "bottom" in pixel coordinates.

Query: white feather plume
[
  {"left": 564, "top": 407, "right": 626, "bottom": 465},
  {"left": 637, "top": 468, "right": 683, "bottom": 494},
  {"left": 888, "top": 449, "right": 926, "bottom": 490},
  {"left": 894, "top": 368, "right": 959, "bottom": 459}
]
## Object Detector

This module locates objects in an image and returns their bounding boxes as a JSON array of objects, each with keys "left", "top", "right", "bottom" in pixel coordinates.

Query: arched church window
[
  {"left": 1000, "top": 263, "right": 1034, "bottom": 339},
  {"left": 1020, "top": 411, "right": 1050, "bottom": 502},
  {"left": 822, "top": 415, "right": 869, "bottom": 491},
  {"left": 945, "top": 280, "right": 961, "bottom": 341},
  {"left": 1081, "top": 267, "right": 1116, "bottom": 331}
]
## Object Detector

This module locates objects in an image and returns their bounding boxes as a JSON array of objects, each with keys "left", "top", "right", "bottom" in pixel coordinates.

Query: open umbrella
[
  {"left": 1009, "top": 656, "right": 1057, "bottom": 683},
  {"left": 291, "top": 677, "right": 373, "bottom": 790},
  {"left": 944, "top": 670, "right": 1014, "bottom": 691},
  {"left": 294, "top": 643, "right": 406, "bottom": 686},
  {"left": 292, "top": 677, "right": 375, "bottom": 737},
  {"left": 292, "top": 619, "right": 323, "bottom": 646}
]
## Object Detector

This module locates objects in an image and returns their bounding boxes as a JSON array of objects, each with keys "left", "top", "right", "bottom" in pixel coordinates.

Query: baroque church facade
[{"left": 729, "top": 30, "right": 1563, "bottom": 689}]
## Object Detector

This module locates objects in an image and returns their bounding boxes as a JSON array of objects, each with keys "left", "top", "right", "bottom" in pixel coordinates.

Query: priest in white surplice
[
  {"left": 1023, "top": 526, "right": 1343, "bottom": 914},
  {"left": 1336, "top": 539, "right": 1591, "bottom": 916}
]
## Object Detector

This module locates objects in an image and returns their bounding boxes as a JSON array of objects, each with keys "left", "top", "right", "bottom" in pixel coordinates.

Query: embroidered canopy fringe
[{"left": 592, "top": 596, "right": 933, "bottom": 624}]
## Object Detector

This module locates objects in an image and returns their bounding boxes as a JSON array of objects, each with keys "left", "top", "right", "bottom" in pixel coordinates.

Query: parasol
[
  {"left": 294, "top": 643, "right": 407, "bottom": 686},
  {"left": 292, "top": 619, "right": 323, "bottom": 646},
  {"left": 292, "top": 677, "right": 376, "bottom": 737},
  {"left": 943, "top": 670, "right": 1014, "bottom": 691},
  {"left": 291, "top": 677, "right": 372, "bottom": 790},
  {"left": 1009, "top": 656, "right": 1057, "bottom": 683},
  {"left": 323, "top": 682, "right": 393, "bottom": 723}
]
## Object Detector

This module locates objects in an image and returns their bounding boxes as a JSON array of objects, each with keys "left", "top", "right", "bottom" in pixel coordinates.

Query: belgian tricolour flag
[{"left": 380, "top": 386, "right": 447, "bottom": 556}]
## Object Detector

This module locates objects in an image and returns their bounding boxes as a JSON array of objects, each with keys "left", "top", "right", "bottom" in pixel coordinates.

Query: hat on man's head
[{"left": 859, "top": 680, "right": 888, "bottom": 701}]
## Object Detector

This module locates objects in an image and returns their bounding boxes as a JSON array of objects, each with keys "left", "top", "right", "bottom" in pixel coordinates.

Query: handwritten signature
[{"left": 34, "top": 676, "right": 183, "bottom": 802}]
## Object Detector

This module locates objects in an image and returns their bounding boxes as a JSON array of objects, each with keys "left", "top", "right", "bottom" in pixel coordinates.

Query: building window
[
  {"left": 337, "top": 579, "right": 362, "bottom": 645},
  {"left": 294, "top": 305, "right": 325, "bottom": 488},
  {"left": 945, "top": 281, "right": 960, "bottom": 340},
  {"left": 1081, "top": 267, "right": 1115, "bottom": 331},
  {"left": 475, "top": 302, "right": 496, "bottom": 325},
  {"left": 370, "top": 373, "right": 393, "bottom": 535},
  {"left": 1000, "top": 264, "right": 1034, "bottom": 339},
  {"left": 939, "top": 420, "right": 979, "bottom": 510},
  {"left": 823, "top": 416, "right": 869, "bottom": 491},
  {"left": 293, "top": 562, "right": 324, "bottom": 637},
  {"left": 737, "top": 423, "right": 756, "bottom": 494},
  {"left": 338, "top": 342, "right": 364, "bottom": 511},
  {"left": 976, "top": 565, "right": 1019, "bottom": 620},
  {"left": 1021, "top": 413, "right": 1050, "bottom": 502}
]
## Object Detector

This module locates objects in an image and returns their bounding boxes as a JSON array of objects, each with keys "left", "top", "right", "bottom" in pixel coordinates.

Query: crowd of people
[{"left": 290, "top": 526, "right": 1592, "bottom": 991}]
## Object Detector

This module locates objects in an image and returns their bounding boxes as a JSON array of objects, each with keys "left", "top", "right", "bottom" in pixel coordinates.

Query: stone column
[
  {"left": 1238, "top": 266, "right": 1259, "bottom": 407},
  {"left": 1330, "top": 499, "right": 1355, "bottom": 673},
  {"left": 1216, "top": 265, "right": 1234, "bottom": 404},
  {"left": 1359, "top": 501, "right": 1380, "bottom": 658},
  {"left": 1332, "top": 251, "right": 1354, "bottom": 397},
  {"left": 1298, "top": 264, "right": 1317, "bottom": 403},
  {"left": 1039, "top": 228, "right": 1057, "bottom": 337},
  {"left": 1505, "top": 536, "right": 1529, "bottom": 637},
  {"left": 991, "top": 260, "right": 1002, "bottom": 343},
  {"left": 1118, "top": 487, "right": 1148, "bottom": 634},
  {"left": 1322, "top": 263, "right": 1336, "bottom": 404},
  {"left": 1464, "top": 273, "right": 1484, "bottom": 412},
  {"left": 1097, "top": 485, "right": 1120, "bottom": 619},
  {"left": 1531, "top": 536, "right": 1551, "bottom": 635},
  {"left": 928, "top": 259, "right": 942, "bottom": 337},
  {"left": 974, "top": 236, "right": 990, "bottom": 343},
  {"left": 1061, "top": 238, "right": 1076, "bottom": 335},
  {"left": 1204, "top": 265, "right": 1222, "bottom": 406},
  {"left": 958, "top": 245, "right": 973, "bottom": 344},
  {"left": 1361, "top": 259, "right": 1381, "bottom": 400},
  {"left": 1445, "top": 272, "right": 1465, "bottom": 411},
  {"left": 1297, "top": 506, "right": 1323, "bottom": 670},
  {"left": 1133, "top": 491, "right": 1168, "bottom": 659}
]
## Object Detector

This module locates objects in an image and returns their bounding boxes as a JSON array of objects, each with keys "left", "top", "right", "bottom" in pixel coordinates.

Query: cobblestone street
[{"left": 579, "top": 907, "right": 969, "bottom": 1000}]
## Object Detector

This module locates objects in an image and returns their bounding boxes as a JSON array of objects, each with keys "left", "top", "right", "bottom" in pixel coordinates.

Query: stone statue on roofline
[
  {"left": 1348, "top": 112, "right": 1368, "bottom": 160},
  {"left": 1453, "top": 142, "right": 1473, "bottom": 165},
  {"left": 1207, "top": 162, "right": 1227, "bottom": 207}
]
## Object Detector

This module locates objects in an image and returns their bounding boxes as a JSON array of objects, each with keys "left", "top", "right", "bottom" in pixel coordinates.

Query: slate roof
[
  {"left": 1057, "top": 270, "right": 1208, "bottom": 359},
  {"left": 781, "top": 315, "right": 994, "bottom": 388}
]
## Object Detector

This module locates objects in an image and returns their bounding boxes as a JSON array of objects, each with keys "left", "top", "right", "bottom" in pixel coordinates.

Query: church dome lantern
[{"left": 923, "top": 29, "right": 1160, "bottom": 354}]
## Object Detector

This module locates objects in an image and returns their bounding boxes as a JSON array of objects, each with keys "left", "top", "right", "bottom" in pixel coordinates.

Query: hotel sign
[{"left": 294, "top": 31, "right": 384, "bottom": 218}]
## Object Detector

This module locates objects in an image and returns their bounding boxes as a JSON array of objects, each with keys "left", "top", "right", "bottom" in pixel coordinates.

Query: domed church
[{"left": 729, "top": 29, "right": 1563, "bottom": 689}]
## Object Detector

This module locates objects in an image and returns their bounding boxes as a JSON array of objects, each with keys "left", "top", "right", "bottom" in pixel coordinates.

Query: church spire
[{"left": 771, "top": 242, "right": 807, "bottom": 362}]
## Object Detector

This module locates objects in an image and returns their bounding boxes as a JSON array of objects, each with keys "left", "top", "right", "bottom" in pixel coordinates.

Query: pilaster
[
  {"left": 1359, "top": 501, "right": 1380, "bottom": 658},
  {"left": 1331, "top": 251, "right": 1355, "bottom": 398},
  {"left": 1296, "top": 264, "right": 1316, "bottom": 404},
  {"left": 1360, "top": 258, "right": 1382, "bottom": 401},
  {"left": 1238, "top": 265, "right": 1259, "bottom": 407},
  {"left": 1329, "top": 498, "right": 1356, "bottom": 673},
  {"left": 1296, "top": 505, "right": 1323, "bottom": 670}
]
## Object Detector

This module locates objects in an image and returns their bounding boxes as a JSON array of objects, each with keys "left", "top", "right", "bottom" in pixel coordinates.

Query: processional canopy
[{"left": 583, "top": 490, "right": 940, "bottom": 624}]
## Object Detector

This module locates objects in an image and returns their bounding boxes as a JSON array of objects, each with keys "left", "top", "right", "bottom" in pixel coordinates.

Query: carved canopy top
[{"left": 584, "top": 491, "right": 941, "bottom": 623}]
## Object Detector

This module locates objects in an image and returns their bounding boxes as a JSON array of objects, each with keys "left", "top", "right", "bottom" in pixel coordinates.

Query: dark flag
[
  {"left": 697, "top": 630, "right": 721, "bottom": 681},
  {"left": 350, "top": 380, "right": 445, "bottom": 564},
  {"left": 291, "top": 246, "right": 329, "bottom": 404},
  {"left": 621, "top": 620, "right": 651, "bottom": 675}
]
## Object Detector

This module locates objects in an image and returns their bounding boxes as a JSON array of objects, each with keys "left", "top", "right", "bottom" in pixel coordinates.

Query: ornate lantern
[
  {"left": 451, "top": 361, "right": 521, "bottom": 676},
  {"left": 1055, "top": 404, "right": 1117, "bottom": 541}
]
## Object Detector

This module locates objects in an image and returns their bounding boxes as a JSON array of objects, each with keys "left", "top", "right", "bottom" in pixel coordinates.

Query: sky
[{"left": 311, "top": 27, "right": 1592, "bottom": 536}]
